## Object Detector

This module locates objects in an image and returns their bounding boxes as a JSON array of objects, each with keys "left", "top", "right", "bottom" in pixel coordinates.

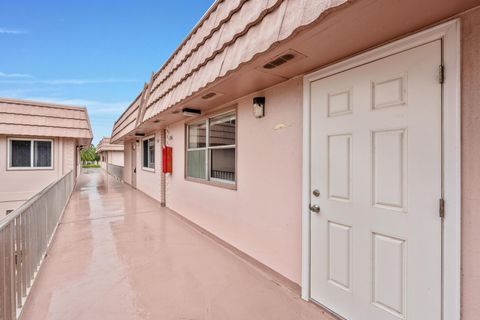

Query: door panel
[{"left": 310, "top": 41, "right": 442, "bottom": 320}]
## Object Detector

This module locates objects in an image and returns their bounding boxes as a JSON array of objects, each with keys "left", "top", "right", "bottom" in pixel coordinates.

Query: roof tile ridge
[
  {"left": 143, "top": 0, "right": 352, "bottom": 121},
  {"left": 150, "top": 0, "right": 248, "bottom": 88},
  {"left": 147, "top": 1, "right": 285, "bottom": 109},
  {"left": 150, "top": 0, "right": 282, "bottom": 94}
]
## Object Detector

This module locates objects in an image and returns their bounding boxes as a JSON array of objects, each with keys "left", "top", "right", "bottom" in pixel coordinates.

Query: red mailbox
[{"left": 162, "top": 146, "right": 173, "bottom": 173}]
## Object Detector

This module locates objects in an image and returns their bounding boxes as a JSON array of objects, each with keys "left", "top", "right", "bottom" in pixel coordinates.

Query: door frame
[
  {"left": 301, "top": 19, "right": 461, "bottom": 319},
  {"left": 131, "top": 141, "right": 137, "bottom": 188}
]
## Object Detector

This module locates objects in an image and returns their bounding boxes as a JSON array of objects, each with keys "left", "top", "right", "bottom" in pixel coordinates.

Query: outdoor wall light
[
  {"left": 253, "top": 96, "right": 265, "bottom": 118},
  {"left": 182, "top": 108, "right": 202, "bottom": 117}
]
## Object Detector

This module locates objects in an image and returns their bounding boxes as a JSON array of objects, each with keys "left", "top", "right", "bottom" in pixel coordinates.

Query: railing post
[
  {"left": 14, "top": 216, "right": 22, "bottom": 309},
  {"left": 3, "top": 223, "right": 16, "bottom": 320},
  {"left": 21, "top": 213, "right": 27, "bottom": 298},
  {"left": 0, "top": 227, "right": 5, "bottom": 320}
]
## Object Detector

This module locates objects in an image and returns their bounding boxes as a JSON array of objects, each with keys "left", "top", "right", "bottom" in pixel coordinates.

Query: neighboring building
[
  {"left": 111, "top": 1, "right": 480, "bottom": 319},
  {"left": 0, "top": 98, "right": 93, "bottom": 217},
  {"left": 96, "top": 136, "right": 124, "bottom": 169},
  {"left": 96, "top": 137, "right": 124, "bottom": 179}
]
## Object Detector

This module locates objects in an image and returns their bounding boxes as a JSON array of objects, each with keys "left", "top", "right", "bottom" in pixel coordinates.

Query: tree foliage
[{"left": 80, "top": 145, "right": 98, "bottom": 164}]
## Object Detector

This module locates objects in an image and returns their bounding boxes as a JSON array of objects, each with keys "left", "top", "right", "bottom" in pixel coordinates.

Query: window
[
  {"left": 186, "top": 111, "right": 236, "bottom": 184},
  {"left": 8, "top": 138, "right": 53, "bottom": 169},
  {"left": 6, "top": 210, "right": 14, "bottom": 215},
  {"left": 142, "top": 136, "right": 155, "bottom": 170}
]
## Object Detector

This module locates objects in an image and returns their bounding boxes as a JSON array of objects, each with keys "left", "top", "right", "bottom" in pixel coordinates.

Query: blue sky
[{"left": 0, "top": 0, "right": 214, "bottom": 144}]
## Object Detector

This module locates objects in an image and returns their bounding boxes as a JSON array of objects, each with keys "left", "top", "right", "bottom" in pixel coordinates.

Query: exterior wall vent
[
  {"left": 263, "top": 53, "right": 296, "bottom": 69},
  {"left": 201, "top": 92, "right": 217, "bottom": 100}
]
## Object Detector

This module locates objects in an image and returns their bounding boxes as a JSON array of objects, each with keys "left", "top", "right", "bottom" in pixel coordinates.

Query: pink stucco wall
[
  {"left": 134, "top": 133, "right": 163, "bottom": 201},
  {"left": 165, "top": 78, "right": 304, "bottom": 284},
  {"left": 117, "top": 8, "right": 480, "bottom": 308},
  {"left": 109, "top": 150, "right": 124, "bottom": 167},
  {"left": 461, "top": 7, "right": 480, "bottom": 320},
  {"left": 123, "top": 141, "right": 133, "bottom": 186},
  {"left": 0, "top": 136, "right": 77, "bottom": 217},
  {"left": 100, "top": 150, "right": 124, "bottom": 168}
]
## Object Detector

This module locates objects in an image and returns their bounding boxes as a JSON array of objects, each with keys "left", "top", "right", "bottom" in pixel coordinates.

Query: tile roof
[
  {"left": 111, "top": 89, "right": 145, "bottom": 143},
  {"left": 143, "top": 0, "right": 348, "bottom": 120},
  {"left": 112, "top": 0, "right": 348, "bottom": 140},
  {"left": 96, "top": 137, "right": 124, "bottom": 152},
  {"left": 0, "top": 98, "right": 93, "bottom": 143}
]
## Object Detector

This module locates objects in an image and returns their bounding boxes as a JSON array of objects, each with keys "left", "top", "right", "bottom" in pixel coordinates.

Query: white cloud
[
  {"left": 0, "top": 72, "right": 34, "bottom": 78},
  {"left": 0, "top": 28, "right": 28, "bottom": 35},
  {"left": 0, "top": 87, "right": 63, "bottom": 99},
  {"left": 60, "top": 99, "right": 128, "bottom": 115}
]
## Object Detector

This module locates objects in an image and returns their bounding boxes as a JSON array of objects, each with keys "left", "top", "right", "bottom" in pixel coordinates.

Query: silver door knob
[{"left": 309, "top": 204, "right": 320, "bottom": 213}]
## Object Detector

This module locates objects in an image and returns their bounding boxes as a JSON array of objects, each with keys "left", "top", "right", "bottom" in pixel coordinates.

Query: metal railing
[
  {"left": 107, "top": 163, "right": 124, "bottom": 181},
  {"left": 211, "top": 170, "right": 235, "bottom": 182},
  {"left": 0, "top": 171, "right": 74, "bottom": 319}
]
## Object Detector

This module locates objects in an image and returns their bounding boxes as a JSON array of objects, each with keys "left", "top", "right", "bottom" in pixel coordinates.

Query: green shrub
[{"left": 82, "top": 164, "right": 101, "bottom": 168}]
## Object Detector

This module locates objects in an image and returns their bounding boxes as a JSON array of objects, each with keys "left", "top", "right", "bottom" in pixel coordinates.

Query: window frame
[
  {"left": 7, "top": 137, "right": 54, "bottom": 170},
  {"left": 141, "top": 135, "right": 155, "bottom": 172},
  {"left": 185, "top": 108, "right": 237, "bottom": 189}
]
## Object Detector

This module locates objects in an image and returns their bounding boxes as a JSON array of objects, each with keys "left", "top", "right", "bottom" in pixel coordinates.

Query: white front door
[{"left": 309, "top": 41, "right": 442, "bottom": 320}]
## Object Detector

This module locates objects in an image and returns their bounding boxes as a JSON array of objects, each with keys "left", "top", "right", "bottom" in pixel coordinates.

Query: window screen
[
  {"left": 143, "top": 137, "right": 155, "bottom": 169},
  {"left": 11, "top": 140, "right": 31, "bottom": 167},
  {"left": 10, "top": 139, "right": 52, "bottom": 168},
  {"left": 34, "top": 141, "right": 52, "bottom": 167},
  {"left": 148, "top": 138, "right": 155, "bottom": 169},
  {"left": 143, "top": 139, "right": 149, "bottom": 168},
  {"left": 210, "top": 148, "right": 235, "bottom": 182},
  {"left": 188, "top": 122, "right": 207, "bottom": 148},
  {"left": 187, "top": 150, "right": 206, "bottom": 179},
  {"left": 186, "top": 111, "right": 236, "bottom": 184}
]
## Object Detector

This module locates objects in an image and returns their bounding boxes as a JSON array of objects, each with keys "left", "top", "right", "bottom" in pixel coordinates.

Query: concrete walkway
[{"left": 20, "top": 169, "right": 334, "bottom": 320}]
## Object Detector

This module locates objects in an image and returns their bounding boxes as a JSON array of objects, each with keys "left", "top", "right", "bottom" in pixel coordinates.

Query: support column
[{"left": 160, "top": 129, "right": 166, "bottom": 207}]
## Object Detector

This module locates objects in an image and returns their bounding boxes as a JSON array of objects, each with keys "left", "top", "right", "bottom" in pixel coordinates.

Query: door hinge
[
  {"left": 439, "top": 65, "right": 445, "bottom": 84},
  {"left": 439, "top": 198, "right": 445, "bottom": 218}
]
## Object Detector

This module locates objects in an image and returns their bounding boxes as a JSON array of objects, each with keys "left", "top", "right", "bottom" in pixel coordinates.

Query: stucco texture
[
  {"left": 0, "top": 136, "right": 77, "bottom": 217},
  {"left": 165, "top": 78, "right": 303, "bottom": 284},
  {"left": 135, "top": 133, "right": 163, "bottom": 202},
  {"left": 461, "top": 7, "right": 480, "bottom": 320},
  {"left": 123, "top": 141, "right": 133, "bottom": 186}
]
